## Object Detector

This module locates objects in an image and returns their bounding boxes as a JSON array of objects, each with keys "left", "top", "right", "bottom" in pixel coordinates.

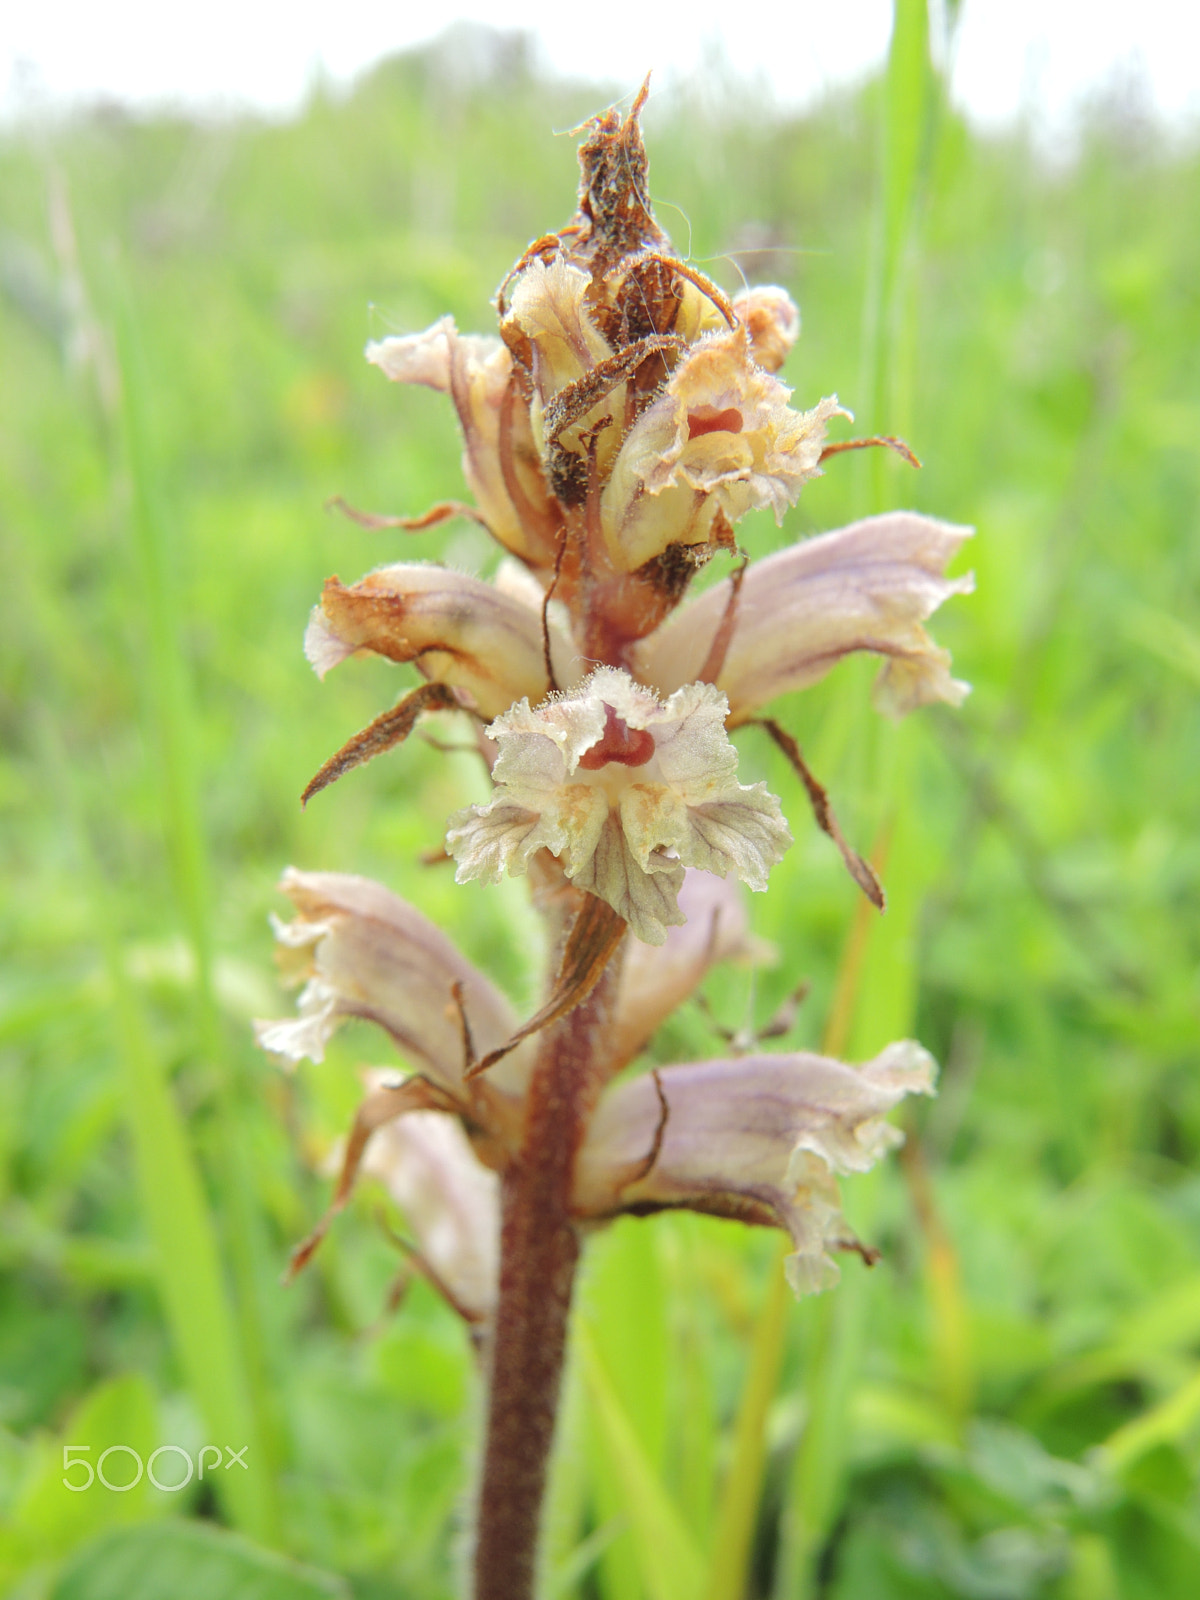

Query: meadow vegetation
[{"left": 1, "top": 24, "right": 1199, "bottom": 1599}]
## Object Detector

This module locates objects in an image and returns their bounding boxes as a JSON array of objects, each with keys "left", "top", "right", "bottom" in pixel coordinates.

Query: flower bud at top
[{"left": 731, "top": 285, "right": 801, "bottom": 373}]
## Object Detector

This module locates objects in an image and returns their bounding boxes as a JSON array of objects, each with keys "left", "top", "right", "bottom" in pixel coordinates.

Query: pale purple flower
[
  {"left": 633, "top": 511, "right": 974, "bottom": 721},
  {"left": 575, "top": 1041, "right": 937, "bottom": 1293},
  {"left": 362, "top": 1104, "right": 500, "bottom": 1325}
]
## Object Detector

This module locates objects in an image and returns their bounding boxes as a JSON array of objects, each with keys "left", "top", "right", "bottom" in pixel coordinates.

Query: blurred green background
[{"left": 2, "top": 12, "right": 1199, "bottom": 1598}]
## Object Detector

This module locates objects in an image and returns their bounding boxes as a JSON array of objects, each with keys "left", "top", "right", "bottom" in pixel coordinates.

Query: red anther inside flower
[
  {"left": 576, "top": 702, "right": 656, "bottom": 769},
  {"left": 687, "top": 405, "right": 744, "bottom": 441}
]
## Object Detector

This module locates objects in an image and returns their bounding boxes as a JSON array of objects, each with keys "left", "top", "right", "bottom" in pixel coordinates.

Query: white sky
[{"left": 4, "top": 0, "right": 1199, "bottom": 133}]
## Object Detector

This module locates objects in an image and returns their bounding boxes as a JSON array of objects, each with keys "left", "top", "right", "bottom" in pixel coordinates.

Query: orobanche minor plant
[{"left": 258, "top": 81, "right": 971, "bottom": 1600}]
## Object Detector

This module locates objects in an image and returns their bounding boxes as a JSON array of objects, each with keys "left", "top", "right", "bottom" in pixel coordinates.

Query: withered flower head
[
  {"left": 305, "top": 83, "right": 968, "bottom": 832},
  {"left": 357, "top": 78, "right": 850, "bottom": 668}
]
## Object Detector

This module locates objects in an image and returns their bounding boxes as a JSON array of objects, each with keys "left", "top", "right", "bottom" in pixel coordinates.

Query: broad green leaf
[
  {"left": 8, "top": 1375, "right": 160, "bottom": 1565},
  {"left": 49, "top": 1521, "right": 348, "bottom": 1600}
]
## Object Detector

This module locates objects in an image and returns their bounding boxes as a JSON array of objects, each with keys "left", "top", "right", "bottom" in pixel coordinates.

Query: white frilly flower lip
[
  {"left": 445, "top": 667, "right": 792, "bottom": 945},
  {"left": 574, "top": 1041, "right": 937, "bottom": 1294},
  {"left": 633, "top": 511, "right": 974, "bottom": 721},
  {"left": 600, "top": 324, "right": 846, "bottom": 571}
]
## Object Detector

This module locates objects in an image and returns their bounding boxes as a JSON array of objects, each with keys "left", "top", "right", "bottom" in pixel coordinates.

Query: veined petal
[
  {"left": 448, "top": 788, "right": 612, "bottom": 887},
  {"left": 446, "top": 670, "right": 791, "bottom": 945},
  {"left": 254, "top": 869, "right": 532, "bottom": 1099},
  {"left": 682, "top": 793, "right": 795, "bottom": 891},
  {"left": 366, "top": 317, "right": 557, "bottom": 566},
  {"left": 633, "top": 512, "right": 974, "bottom": 721},
  {"left": 573, "top": 1041, "right": 937, "bottom": 1293},
  {"left": 362, "top": 1104, "right": 500, "bottom": 1324},
  {"left": 569, "top": 813, "right": 687, "bottom": 942},
  {"left": 636, "top": 678, "right": 740, "bottom": 798},
  {"left": 305, "top": 561, "right": 553, "bottom": 720}
]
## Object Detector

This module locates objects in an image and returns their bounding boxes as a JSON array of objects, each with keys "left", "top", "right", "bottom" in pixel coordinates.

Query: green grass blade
[
  {"left": 702, "top": 1244, "right": 791, "bottom": 1600},
  {"left": 40, "top": 706, "right": 274, "bottom": 1540},
  {"left": 579, "top": 1327, "right": 704, "bottom": 1600},
  {"left": 775, "top": 583, "right": 962, "bottom": 1596},
  {"left": 773, "top": 1194, "right": 879, "bottom": 1600},
  {"left": 1098, "top": 1365, "right": 1200, "bottom": 1475},
  {"left": 581, "top": 1220, "right": 669, "bottom": 1600},
  {"left": 882, "top": 0, "right": 933, "bottom": 281},
  {"left": 862, "top": 0, "right": 934, "bottom": 512},
  {"left": 106, "top": 942, "right": 275, "bottom": 1537},
  {"left": 110, "top": 278, "right": 282, "bottom": 1535}
]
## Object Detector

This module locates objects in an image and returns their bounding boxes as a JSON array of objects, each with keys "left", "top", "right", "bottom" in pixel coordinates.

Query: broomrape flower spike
[{"left": 259, "top": 78, "right": 973, "bottom": 1600}]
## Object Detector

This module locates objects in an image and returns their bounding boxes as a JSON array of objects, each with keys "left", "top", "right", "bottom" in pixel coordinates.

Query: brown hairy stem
[{"left": 472, "top": 953, "right": 621, "bottom": 1600}]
